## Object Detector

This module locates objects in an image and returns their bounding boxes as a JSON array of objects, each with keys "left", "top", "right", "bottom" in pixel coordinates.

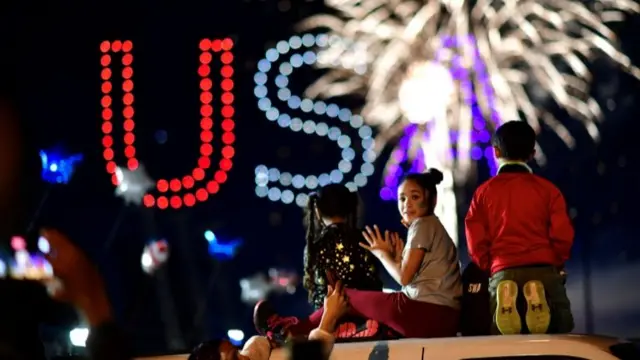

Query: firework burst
[{"left": 298, "top": 0, "right": 639, "bottom": 243}]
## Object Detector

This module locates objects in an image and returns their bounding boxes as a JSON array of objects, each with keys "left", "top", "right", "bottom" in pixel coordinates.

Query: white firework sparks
[{"left": 298, "top": 0, "right": 639, "bottom": 244}]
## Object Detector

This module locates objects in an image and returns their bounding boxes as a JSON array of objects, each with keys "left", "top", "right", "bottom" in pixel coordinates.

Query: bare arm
[
  {"left": 361, "top": 224, "right": 429, "bottom": 287},
  {"left": 308, "top": 281, "right": 349, "bottom": 358},
  {"left": 378, "top": 248, "right": 425, "bottom": 286}
]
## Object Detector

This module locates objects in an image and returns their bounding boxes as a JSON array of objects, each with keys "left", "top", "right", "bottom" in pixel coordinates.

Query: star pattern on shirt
[{"left": 310, "top": 225, "right": 381, "bottom": 309}]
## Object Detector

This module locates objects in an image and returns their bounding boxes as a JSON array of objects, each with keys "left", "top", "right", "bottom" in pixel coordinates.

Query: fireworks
[
  {"left": 299, "top": 0, "right": 639, "bottom": 171},
  {"left": 298, "top": 0, "right": 638, "bottom": 244}
]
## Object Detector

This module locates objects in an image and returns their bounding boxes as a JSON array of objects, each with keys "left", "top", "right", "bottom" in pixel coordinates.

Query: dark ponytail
[
  {"left": 346, "top": 190, "right": 361, "bottom": 229},
  {"left": 401, "top": 168, "right": 444, "bottom": 215},
  {"left": 303, "top": 194, "right": 321, "bottom": 298}
]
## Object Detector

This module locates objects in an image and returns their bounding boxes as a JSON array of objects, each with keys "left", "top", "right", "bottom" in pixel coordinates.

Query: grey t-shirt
[{"left": 401, "top": 215, "right": 462, "bottom": 309}]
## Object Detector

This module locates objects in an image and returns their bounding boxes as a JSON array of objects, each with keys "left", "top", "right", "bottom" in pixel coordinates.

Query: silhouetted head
[
  {"left": 188, "top": 339, "right": 244, "bottom": 360},
  {"left": 491, "top": 120, "right": 536, "bottom": 162},
  {"left": 287, "top": 339, "right": 326, "bottom": 360},
  {"left": 308, "top": 184, "right": 360, "bottom": 225}
]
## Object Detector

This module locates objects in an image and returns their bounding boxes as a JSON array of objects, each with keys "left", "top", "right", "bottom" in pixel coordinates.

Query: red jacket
[{"left": 465, "top": 164, "right": 574, "bottom": 275}]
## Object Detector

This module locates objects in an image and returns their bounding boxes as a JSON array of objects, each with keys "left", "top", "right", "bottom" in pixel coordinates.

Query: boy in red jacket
[{"left": 465, "top": 120, "right": 574, "bottom": 335}]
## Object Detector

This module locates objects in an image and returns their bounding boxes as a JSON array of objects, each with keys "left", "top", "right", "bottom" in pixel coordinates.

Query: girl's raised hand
[{"left": 360, "top": 225, "right": 393, "bottom": 258}]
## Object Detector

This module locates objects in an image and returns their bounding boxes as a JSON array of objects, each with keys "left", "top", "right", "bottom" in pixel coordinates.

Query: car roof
[
  {"left": 135, "top": 334, "right": 627, "bottom": 360},
  {"left": 371, "top": 334, "right": 622, "bottom": 349},
  {"left": 272, "top": 334, "right": 624, "bottom": 360}
]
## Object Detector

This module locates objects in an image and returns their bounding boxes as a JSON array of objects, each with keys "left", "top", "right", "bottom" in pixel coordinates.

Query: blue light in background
[
  {"left": 204, "top": 230, "right": 216, "bottom": 242},
  {"left": 227, "top": 329, "right": 244, "bottom": 346},
  {"left": 204, "top": 230, "right": 242, "bottom": 260},
  {"left": 39, "top": 148, "right": 83, "bottom": 185}
]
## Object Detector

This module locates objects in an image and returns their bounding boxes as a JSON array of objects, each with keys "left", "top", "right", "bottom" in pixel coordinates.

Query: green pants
[{"left": 489, "top": 265, "right": 574, "bottom": 334}]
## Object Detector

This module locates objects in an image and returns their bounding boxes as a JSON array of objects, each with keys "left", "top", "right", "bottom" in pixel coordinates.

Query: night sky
[{"left": 1, "top": 0, "right": 639, "bottom": 355}]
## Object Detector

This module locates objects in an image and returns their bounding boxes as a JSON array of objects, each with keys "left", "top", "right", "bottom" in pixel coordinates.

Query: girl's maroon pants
[{"left": 292, "top": 289, "right": 459, "bottom": 338}]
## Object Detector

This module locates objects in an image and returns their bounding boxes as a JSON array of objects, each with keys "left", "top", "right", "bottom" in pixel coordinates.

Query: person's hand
[
  {"left": 41, "top": 229, "right": 112, "bottom": 326},
  {"left": 320, "top": 280, "right": 348, "bottom": 333},
  {"left": 360, "top": 225, "right": 393, "bottom": 259},
  {"left": 390, "top": 232, "right": 404, "bottom": 263},
  {"left": 325, "top": 269, "right": 338, "bottom": 288},
  {"left": 324, "top": 281, "right": 348, "bottom": 320}
]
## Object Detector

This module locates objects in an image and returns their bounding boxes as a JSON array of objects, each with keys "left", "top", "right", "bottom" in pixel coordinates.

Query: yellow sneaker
[
  {"left": 495, "top": 280, "right": 522, "bottom": 335},
  {"left": 523, "top": 280, "right": 551, "bottom": 334}
]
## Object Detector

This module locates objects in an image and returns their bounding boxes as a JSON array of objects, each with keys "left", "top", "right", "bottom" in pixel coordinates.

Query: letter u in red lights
[{"left": 99, "top": 39, "right": 236, "bottom": 210}]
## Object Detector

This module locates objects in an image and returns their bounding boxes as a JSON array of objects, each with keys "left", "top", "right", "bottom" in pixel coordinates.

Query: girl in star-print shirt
[{"left": 302, "top": 184, "right": 382, "bottom": 310}]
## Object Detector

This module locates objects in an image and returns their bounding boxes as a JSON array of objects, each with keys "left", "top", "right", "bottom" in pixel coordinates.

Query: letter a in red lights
[{"left": 99, "top": 39, "right": 236, "bottom": 210}]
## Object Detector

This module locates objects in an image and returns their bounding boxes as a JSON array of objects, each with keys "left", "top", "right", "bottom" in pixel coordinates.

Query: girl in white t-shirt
[{"left": 254, "top": 169, "right": 462, "bottom": 345}]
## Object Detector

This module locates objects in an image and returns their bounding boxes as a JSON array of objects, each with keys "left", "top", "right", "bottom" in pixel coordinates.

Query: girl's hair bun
[{"left": 426, "top": 168, "right": 444, "bottom": 185}]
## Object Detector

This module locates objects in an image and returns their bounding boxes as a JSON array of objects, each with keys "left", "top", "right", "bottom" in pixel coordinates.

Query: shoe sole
[
  {"left": 524, "top": 280, "right": 551, "bottom": 334},
  {"left": 495, "top": 280, "right": 522, "bottom": 335}
]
